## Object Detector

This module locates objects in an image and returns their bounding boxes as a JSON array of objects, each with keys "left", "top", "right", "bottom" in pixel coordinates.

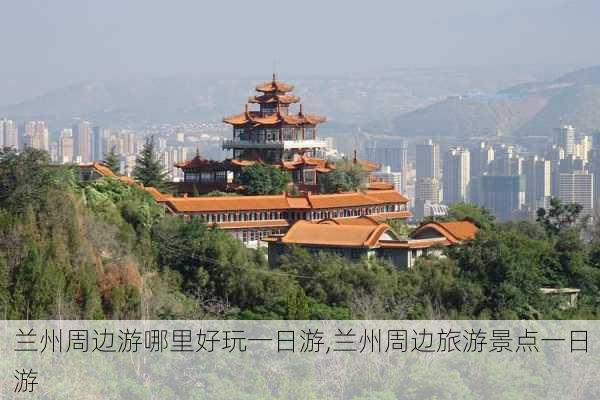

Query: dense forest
[{"left": 1, "top": 148, "right": 600, "bottom": 320}]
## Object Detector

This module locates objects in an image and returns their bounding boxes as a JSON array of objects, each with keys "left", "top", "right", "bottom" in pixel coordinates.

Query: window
[
  {"left": 234, "top": 128, "right": 245, "bottom": 140},
  {"left": 304, "top": 126, "right": 315, "bottom": 139},
  {"left": 215, "top": 170, "right": 227, "bottom": 182},
  {"left": 201, "top": 172, "right": 213, "bottom": 183},
  {"left": 303, "top": 169, "right": 316, "bottom": 185},
  {"left": 185, "top": 172, "right": 199, "bottom": 182},
  {"left": 265, "top": 128, "right": 279, "bottom": 142},
  {"left": 282, "top": 126, "right": 295, "bottom": 141}
]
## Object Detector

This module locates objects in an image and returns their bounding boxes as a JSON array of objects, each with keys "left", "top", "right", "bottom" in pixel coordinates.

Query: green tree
[
  {"left": 103, "top": 145, "right": 120, "bottom": 174},
  {"left": 536, "top": 197, "right": 584, "bottom": 236},
  {"left": 429, "top": 203, "right": 495, "bottom": 231},
  {"left": 449, "top": 228, "right": 550, "bottom": 318},
  {"left": 319, "top": 159, "right": 366, "bottom": 193},
  {"left": 133, "top": 136, "right": 168, "bottom": 190},
  {"left": 239, "top": 164, "right": 291, "bottom": 195}
]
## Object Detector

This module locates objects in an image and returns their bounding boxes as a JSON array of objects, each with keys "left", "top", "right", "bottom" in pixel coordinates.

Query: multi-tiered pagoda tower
[
  {"left": 222, "top": 74, "right": 327, "bottom": 164},
  {"left": 175, "top": 75, "right": 378, "bottom": 195}
]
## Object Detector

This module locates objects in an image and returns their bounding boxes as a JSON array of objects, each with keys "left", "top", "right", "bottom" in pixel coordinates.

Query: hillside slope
[{"left": 392, "top": 65, "right": 600, "bottom": 138}]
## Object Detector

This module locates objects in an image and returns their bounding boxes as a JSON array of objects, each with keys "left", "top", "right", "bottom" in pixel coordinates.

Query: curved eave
[
  {"left": 223, "top": 113, "right": 326, "bottom": 126},
  {"left": 248, "top": 95, "right": 300, "bottom": 104},
  {"left": 255, "top": 82, "right": 295, "bottom": 93}
]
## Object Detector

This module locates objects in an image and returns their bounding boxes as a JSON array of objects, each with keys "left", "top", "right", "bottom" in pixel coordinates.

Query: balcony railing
[{"left": 223, "top": 139, "right": 328, "bottom": 150}]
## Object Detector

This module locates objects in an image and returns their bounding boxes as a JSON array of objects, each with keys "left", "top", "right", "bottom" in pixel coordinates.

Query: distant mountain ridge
[
  {"left": 0, "top": 66, "right": 564, "bottom": 133},
  {"left": 392, "top": 65, "right": 600, "bottom": 138}
]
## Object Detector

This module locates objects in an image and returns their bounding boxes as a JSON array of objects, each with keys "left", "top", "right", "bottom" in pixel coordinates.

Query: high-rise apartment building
[
  {"left": 470, "top": 142, "right": 494, "bottom": 179},
  {"left": 1, "top": 119, "right": 18, "bottom": 149},
  {"left": 469, "top": 142, "right": 494, "bottom": 206},
  {"left": 481, "top": 175, "right": 526, "bottom": 222},
  {"left": 414, "top": 177, "right": 441, "bottom": 221},
  {"left": 92, "top": 126, "right": 110, "bottom": 162},
  {"left": 58, "top": 129, "right": 74, "bottom": 164},
  {"left": 73, "top": 120, "right": 92, "bottom": 163},
  {"left": 442, "top": 147, "right": 470, "bottom": 205},
  {"left": 559, "top": 171, "right": 594, "bottom": 215},
  {"left": 523, "top": 156, "right": 551, "bottom": 210},
  {"left": 416, "top": 139, "right": 440, "bottom": 180},
  {"left": 554, "top": 125, "right": 576, "bottom": 156},
  {"left": 490, "top": 145, "right": 521, "bottom": 176},
  {"left": 20, "top": 121, "right": 48, "bottom": 151},
  {"left": 589, "top": 134, "right": 600, "bottom": 209},
  {"left": 365, "top": 138, "right": 408, "bottom": 192}
]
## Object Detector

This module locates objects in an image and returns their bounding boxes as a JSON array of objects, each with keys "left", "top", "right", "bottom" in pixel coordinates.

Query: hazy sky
[{"left": 1, "top": 0, "right": 599, "bottom": 103}]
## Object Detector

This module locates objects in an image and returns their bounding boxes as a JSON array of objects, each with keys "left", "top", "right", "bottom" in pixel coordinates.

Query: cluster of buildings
[
  {"left": 364, "top": 125, "right": 599, "bottom": 222},
  {"left": 72, "top": 75, "right": 480, "bottom": 269},
  {"left": 0, "top": 118, "right": 212, "bottom": 181},
  {"left": 82, "top": 159, "right": 475, "bottom": 270}
]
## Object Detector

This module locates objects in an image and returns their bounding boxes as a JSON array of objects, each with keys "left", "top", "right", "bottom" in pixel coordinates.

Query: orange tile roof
[
  {"left": 305, "top": 192, "right": 378, "bottom": 209},
  {"left": 410, "top": 220, "right": 478, "bottom": 244},
  {"left": 318, "top": 216, "right": 382, "bottom": 226},
  {"left": 267, "top": 218, "right": 461, "bottom": 250},
  {"left": 166, "top": 194, "right": 295, "bottom": 212},
  {"left": 223, "top": 111, "right": 326, "bottom": 126},
  {"left": 79, "top": 162, "right": 117, "bottom": 178},
  {"left": 144, "top": 187, "right": 170, "bottom": 202},
  {"left": 367, "top": 181, "right": 395, "bottom": 190},
  {"left": 365, "top": 190, "right": 410, "bottom": 204},
  {"left": 118, "top": 176, "right": 136, "bottom": 185},
  {"left": 164, "top": 189, "right": 409, "bottom": 214},
  {"left": 249, "top": 94, "right": 299, "bottom": 104},
  {"left": 255, "top": 76, "right": 295, "bottom": 93},
  {"left": 281, "top": 156, "right": 334, "bottom": 172},
  {"left": 286, "top": 196, "right": 311, "bottom": 209},
  {"left": 369, "top": 211, "right": 413, "bottom": 221},
  {"left": 278, "top": 220, "right": 395, "bottom": 247}
]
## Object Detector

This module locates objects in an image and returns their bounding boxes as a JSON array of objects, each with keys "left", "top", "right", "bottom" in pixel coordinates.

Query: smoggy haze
[{"left": 0, "top": 0, "right": 599, "bottom": 104}]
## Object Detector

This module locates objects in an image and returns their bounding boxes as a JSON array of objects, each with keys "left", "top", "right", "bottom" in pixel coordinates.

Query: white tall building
[
  {"left": 414, "top": 177, "right": 441, "bottom": 221},
  {"left": 73, "top": 120, "right": 92, "bottom": 163},
  {"left": 21, "top": 121, "right": 48, "bottom": 151},
  {"left": 523, "top": 156, "right": 551, "bottom": 210},
  {"left": 416, "top": 139, "right": 440, "bottom": 180},
  {"left": 2, "top": 119, "right": 18, "bottom": 149},
  {"left": 93, "top": 126, "right": 111, "bottom": 161},
  {"left": 554, "top": 125, "right": 576, "bottom": 156},
  {"left": 559, "top": 171, "right": 594, "bottom": 215},
  {"left": 443, "top": 147, "right": 470, "bottom": 205},
  {"left": 58, "top": 129, "right": 74, "bottom": 164}
]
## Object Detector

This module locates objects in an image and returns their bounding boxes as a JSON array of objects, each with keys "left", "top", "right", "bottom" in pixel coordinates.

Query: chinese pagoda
[
  {"left": 222, "top": 73, "right": 327, "bottom": 164},
  {"left": 175, "top": 74, "right": 378, "bottom": 194}
]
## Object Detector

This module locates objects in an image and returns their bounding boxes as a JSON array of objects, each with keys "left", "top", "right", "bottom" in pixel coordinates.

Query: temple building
[
  {"left": 175, "top": 74, "right": 378, "bottom": 195},
  {"left": 76, "top": 162, "right": 411, "bottom": 247},
  {"left": 162, "top": 189, "right": 410, "bottom": 247},
  {"left": 265, "top": 219, "right": 478, "bottom": 269}
]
